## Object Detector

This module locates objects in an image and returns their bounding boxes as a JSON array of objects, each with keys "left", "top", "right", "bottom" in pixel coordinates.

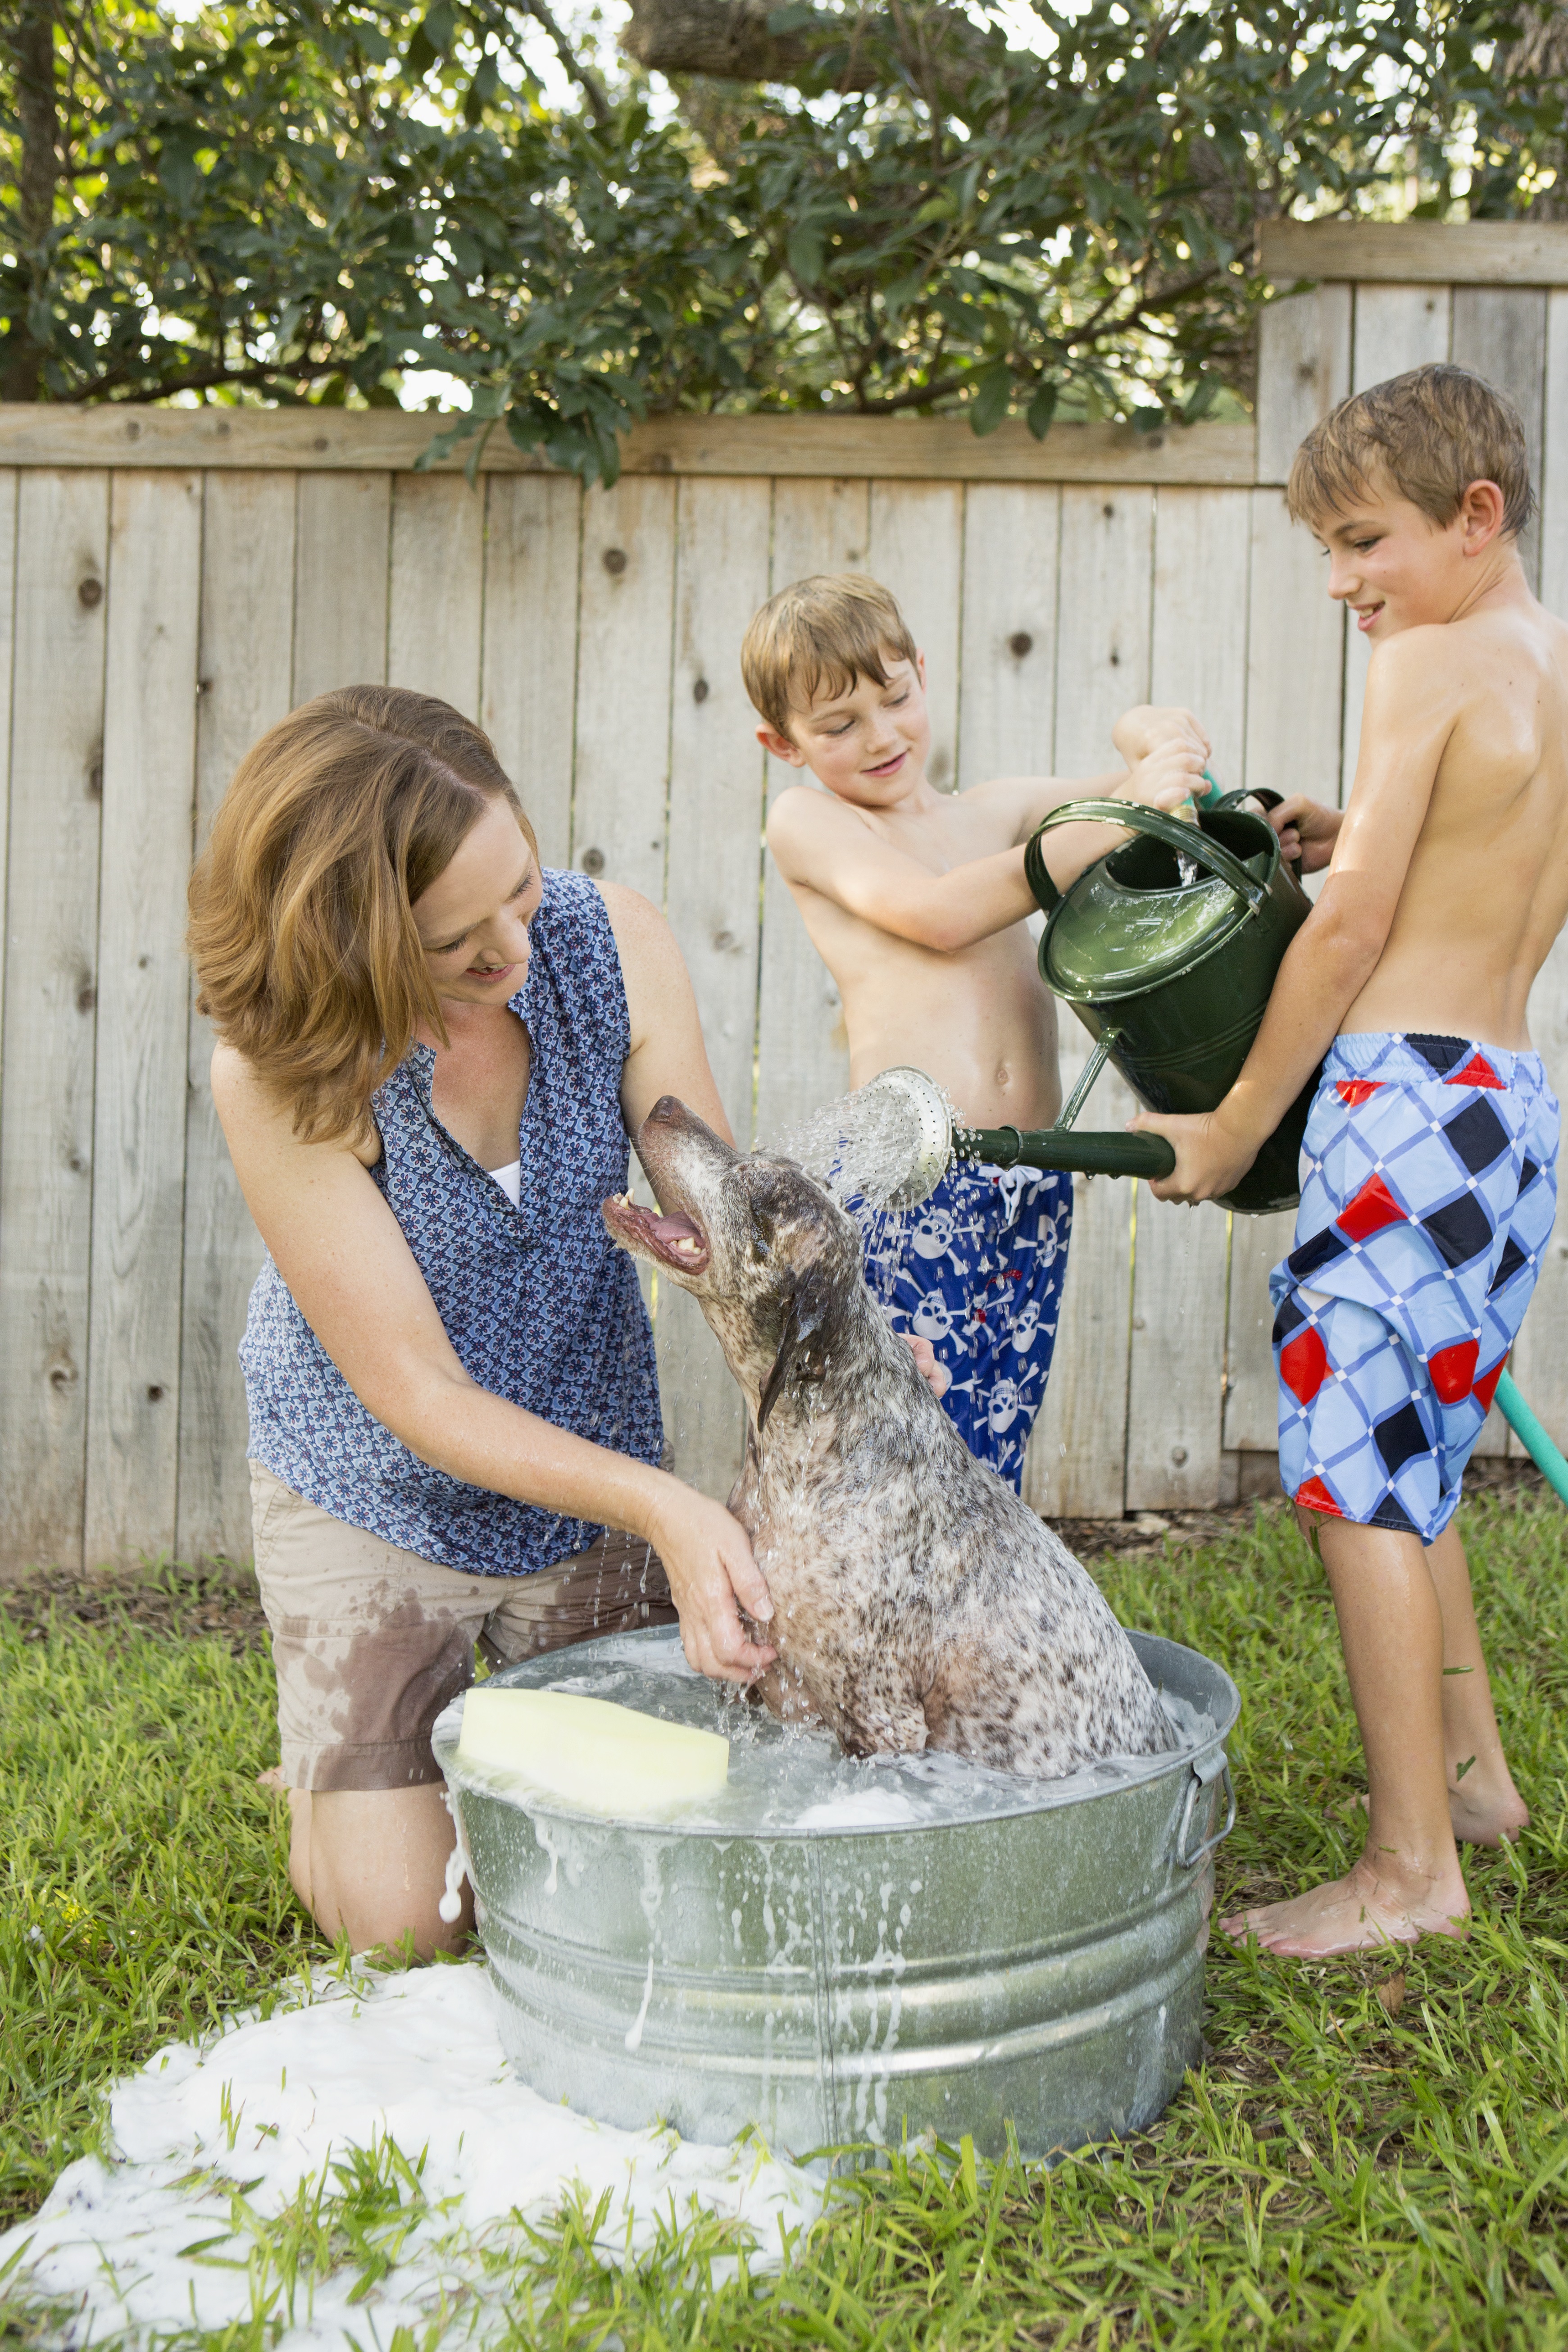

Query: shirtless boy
[
  {"left": 1139, "top": 362, "right": 1568, "bottom": 1958},
  {"left": 744, "top": 572, "right": 1206, "bottom": 1488}
]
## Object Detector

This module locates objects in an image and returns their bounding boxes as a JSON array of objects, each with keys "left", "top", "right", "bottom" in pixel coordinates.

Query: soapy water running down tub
[{"left": 436, "top": 1625, "right": 1239, "bottom": 2163}]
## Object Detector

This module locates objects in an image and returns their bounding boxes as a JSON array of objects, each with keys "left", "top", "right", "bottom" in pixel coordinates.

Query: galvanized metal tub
[{"left": 433, "top": 1627, "right": 1238, "bottom": 2163}]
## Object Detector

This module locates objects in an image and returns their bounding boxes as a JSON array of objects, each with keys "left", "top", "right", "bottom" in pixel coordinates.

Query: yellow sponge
[{"left": 455, "top": 1686, "right": 729, "bottom": 1817}]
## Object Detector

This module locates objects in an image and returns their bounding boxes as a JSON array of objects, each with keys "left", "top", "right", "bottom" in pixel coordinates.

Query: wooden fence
[{"left": 1, "top": 218, "right": 1566, "bottom": 1570}]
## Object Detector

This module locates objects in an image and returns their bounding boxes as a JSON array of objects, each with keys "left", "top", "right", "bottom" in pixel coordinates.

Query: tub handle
[{"left": 1176, "top": 1749, "right": 1236, "bottom": 1869}]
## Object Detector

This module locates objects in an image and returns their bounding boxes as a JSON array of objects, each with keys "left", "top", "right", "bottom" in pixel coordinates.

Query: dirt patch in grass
[
  {"left": 1, "top": 1456, "right": 1550, "bottom": 1657},
  {"left": 0, "top": 1554, "right": 271, "bottom": 1653}
]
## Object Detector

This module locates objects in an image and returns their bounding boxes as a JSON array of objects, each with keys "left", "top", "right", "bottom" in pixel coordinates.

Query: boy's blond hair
[
  {"left": 1288, "top": 361, "right": 1536, "bottom": 541},
  {"left": 741, "top": 573, "right": 918, "bottom": 737}
]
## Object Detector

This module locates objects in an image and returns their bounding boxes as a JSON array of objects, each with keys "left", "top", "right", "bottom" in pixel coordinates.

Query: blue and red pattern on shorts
[
  {"left": 1271, "top": 1032, "right": 1559, "bottom": 1543},
  {"left": 849, "top": 1160, "right": 1072, "bottom": 1492}
]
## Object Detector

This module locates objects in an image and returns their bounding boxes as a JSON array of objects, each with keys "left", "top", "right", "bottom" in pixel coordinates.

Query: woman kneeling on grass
[{"left": 191, "top": 686, "right": 776, "bottom": 1960}]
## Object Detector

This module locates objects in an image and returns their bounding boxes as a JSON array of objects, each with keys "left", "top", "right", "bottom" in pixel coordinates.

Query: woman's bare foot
[
  {"left": 1222, "top": 1852, "right": 1470, "bottom": 1958},
  {"left": 1356, "top": 1776, "right": 1530, "bottom": 1848}
]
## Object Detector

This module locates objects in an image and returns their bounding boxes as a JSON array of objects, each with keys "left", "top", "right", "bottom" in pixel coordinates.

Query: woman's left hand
[{"left": 904, "top": 1335, "right": 951, "bottom": 1399}]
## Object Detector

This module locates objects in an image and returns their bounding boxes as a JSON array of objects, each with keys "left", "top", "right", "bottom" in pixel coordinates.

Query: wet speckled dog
[{"left": 603, "top": 1098, "right": 1175, "bottom": 1777}]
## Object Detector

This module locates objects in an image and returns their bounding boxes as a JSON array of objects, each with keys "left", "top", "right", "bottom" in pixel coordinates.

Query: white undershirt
[{"left": 488, "top": 1159, "right": 522, "bottom": 1208}]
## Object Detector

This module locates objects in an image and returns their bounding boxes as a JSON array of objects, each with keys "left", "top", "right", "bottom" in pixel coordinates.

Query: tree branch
[
  {"left": 516, "top": 0, "right": 612, "bottom": 123},
  {"left": 2, "top": 0, "right": 58, "bottom": 402}
]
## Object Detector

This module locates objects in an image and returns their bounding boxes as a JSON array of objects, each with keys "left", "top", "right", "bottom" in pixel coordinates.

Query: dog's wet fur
[{"left": 602, "top": 1100, "right": 1175, "bottom": 1776}]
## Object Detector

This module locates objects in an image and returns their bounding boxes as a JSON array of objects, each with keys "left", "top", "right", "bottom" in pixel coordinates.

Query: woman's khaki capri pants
[{"left": 250, "top": 1461, "right": 677, "bottom": 1792}]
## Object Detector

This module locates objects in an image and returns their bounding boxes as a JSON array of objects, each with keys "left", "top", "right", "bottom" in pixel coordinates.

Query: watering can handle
[
  {"left": 1211, "top": 785, "right": 1304, "bottom": 884},
  {"left": 1024, "top": 798, "right": 1270, "bottom": 917}
]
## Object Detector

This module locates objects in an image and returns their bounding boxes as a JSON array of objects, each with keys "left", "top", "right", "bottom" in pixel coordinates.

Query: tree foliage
[{"left": 1, "top": 0, "right": 1561, "bottom": 481}]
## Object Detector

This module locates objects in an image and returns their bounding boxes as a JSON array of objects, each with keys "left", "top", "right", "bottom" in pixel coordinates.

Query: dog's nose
[{"left": 646, "top": 1096, "right": 688, "bottom": 1128}]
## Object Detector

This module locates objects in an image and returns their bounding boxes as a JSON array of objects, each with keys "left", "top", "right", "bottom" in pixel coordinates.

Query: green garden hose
[{"left": 1494, "top": 1371, "right": 1568, "bottom": 1507}]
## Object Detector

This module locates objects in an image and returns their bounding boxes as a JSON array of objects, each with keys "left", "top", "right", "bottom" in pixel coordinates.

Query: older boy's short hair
[
  {"left": 1288, "top": 361, "right": 1535, "bottom": 541},
  {"left": 741, "top": 573, "right": 918, "bottom": 737}
]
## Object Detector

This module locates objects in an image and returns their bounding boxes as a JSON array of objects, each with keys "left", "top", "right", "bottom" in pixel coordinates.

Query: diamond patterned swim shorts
[{"left": 1271, "top": 1032, "right": 1559, "bottom": 1542}]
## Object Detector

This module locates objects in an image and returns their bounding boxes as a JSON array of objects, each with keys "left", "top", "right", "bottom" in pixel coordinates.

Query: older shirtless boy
[
  {"left": 1140, "top": 363, "right": 1568, "bottom": 1957},
  {"left": 744, "top": 573, "right": 1205, "bottom": 1489}
]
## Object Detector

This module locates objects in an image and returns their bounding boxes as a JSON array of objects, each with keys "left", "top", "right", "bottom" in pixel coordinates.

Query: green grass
[{"left": 5, "top": 1491, "right": 1568, "bottom": 2347}]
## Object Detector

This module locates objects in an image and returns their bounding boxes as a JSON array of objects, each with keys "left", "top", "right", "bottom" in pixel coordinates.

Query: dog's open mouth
[{"left": 601, "top": 1193, "right": 712, "bottom": 1275}]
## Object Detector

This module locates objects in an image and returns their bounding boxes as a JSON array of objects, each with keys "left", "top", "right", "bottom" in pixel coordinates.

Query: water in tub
[{"left": 434, "top": 1629, "right": 1217, "bottom": 1838}]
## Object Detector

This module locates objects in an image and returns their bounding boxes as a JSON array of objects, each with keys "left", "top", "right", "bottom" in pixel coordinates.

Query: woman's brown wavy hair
[{"left": 189, "top": 686, "right": 538, "bottom": 1144}]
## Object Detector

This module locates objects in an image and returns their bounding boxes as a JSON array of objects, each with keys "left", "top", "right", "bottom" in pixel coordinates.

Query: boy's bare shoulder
[{"left": 767, "top": 781, "right": 862, "bottom": 863}]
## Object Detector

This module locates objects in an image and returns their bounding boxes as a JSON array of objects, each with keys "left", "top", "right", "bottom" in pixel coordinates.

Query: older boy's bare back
[{"left": 1342, "top": 594, "right": 1568, "bottom": 1047}]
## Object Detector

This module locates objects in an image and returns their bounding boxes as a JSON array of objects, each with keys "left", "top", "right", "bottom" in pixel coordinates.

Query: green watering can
[
  {"left": 865, "top": 787, "right": 1313, "bottom": 1210},
  {"left": 864, "top": 785, "right": 1568, "bottom": 1504}
]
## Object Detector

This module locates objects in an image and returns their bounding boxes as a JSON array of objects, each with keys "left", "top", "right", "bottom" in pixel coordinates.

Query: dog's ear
[{"left": 756, "top": 1262, "right": 840, "bottom": 1436}]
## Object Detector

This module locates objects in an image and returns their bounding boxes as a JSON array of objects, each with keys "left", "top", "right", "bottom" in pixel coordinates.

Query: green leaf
[
  {"left": 969, "top": 362, "right": 1012, "bottom": 436},
  {"left": 1026, "top": 378, "right": 1059, "bottom": 440},
  {"left": 786, "top": 223, "right": 825, "bottom": 284}
]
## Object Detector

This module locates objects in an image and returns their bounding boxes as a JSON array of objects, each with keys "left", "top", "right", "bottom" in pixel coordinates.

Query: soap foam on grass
[{"left": 0, "top": 1963, "right": 821, "bottom": 2352}]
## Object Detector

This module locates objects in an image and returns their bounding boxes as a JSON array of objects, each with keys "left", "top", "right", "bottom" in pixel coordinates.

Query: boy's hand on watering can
[
  {"left": 1118, "top": 738, "right": 1211, "bottom": 819},
  {"left": 1131, "top": 1106, "right": 1261, "bottom": 1204},
  {"left": 1112, "top": 705, "right": 1211, "bottom": 765},
  {"left": 1268, "top": 794, "right": 1341, "bottom": 873}
]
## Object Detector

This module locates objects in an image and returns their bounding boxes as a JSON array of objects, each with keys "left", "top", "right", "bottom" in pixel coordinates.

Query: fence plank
[
  {"left": 955, "top": 484, "right": 1061, "bottom": 790},
  {"left": 1451, "top": 288, "right": 1548, "bottom": 590},
  {"left": 1255, "top": 286, "right": 1353, "bottom": 486},
  {"left": 655, "top": 478, "right": 773, "bottom": 1498},
  {"left": 292, "top": 473, "right": 390, "bottom": 702},
  {"left": 1340, "top": 287, "right": 1453, "bottom": 802},
  {"left": 480, "top": 475, "right": 581, "bottom": 867},
  {"left": 1510, "top": 289, "right": 1568, "bottom": 1451},
  {"left": 0, "top": 472, "right": 109, "bottom": 1569},
  {"left": 388, "top": 474, "right": 484, "bottom": 713},
  {"left": 868, "top": 483, "right": 963, "bottom": 790},
  {"left": 1125, "top": 487, "right": 1252, "bottom": 1509},
  {"left": 0, "top": 473, "right": 16, "bottom": 1093},
  {"left": 176, "top": 475, "right": 295, "bottom": 1564},
  {"left": 572, "top": 479, "right": 677, "bottom": 904},
  {"left": 84, "top": 472, "right": 204, "bottom": 1565},
  {"left": 0, "top": 405, "right": 1258, "bottom": 485},
  {"left": 1262, "top": 218, "right": 1568, "bottom": 289},
  {"left": 754, "top": 480, "right": 868, "bottom": 1144},
  {"left": 1025, "top": 486, "right": 1154, "bottom": 1517}
]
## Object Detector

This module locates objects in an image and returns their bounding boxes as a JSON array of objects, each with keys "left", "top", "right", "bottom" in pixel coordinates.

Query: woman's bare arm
[
  {"left": 597, "top": 881, "right": 735, "bottom": 1138},
  {"left": 211, "top": 1045, "right": 774, "bottom": 1681}
]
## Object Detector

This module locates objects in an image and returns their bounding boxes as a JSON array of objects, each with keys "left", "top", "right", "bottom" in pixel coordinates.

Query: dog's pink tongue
[{"left": 650, "top": 1214, "right": 704, "bottom": 1244}]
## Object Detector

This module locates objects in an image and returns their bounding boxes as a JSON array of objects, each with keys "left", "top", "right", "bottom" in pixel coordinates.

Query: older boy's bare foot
[
  {"left": 1222, "top": 1855, "right": 1469, "bottom": 1957},
  {"left": 1356, "top": 1781, "right": 1529, "bottom": 1848}
]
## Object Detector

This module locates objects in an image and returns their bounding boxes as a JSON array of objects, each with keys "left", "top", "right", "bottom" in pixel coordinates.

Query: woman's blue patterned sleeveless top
[{"left": 240, "top": 869, "right": 664, "bottom": 1576}]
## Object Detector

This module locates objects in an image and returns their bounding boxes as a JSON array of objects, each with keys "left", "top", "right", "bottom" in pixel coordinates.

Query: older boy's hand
[
  {"left": 1268, "top": 794, "right": 1341, "bottom": 874},
  {"left": 1112, "top": 705, "right": 1211, "bottom": 765},
  {"left": 1131, "top": 1106, "right": 1260, "bottom": 1204}
]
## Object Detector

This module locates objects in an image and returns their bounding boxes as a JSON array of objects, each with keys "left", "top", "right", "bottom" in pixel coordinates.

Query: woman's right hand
[{"left": 646, "top": 1484, "right": 777, "bottom": 1683}]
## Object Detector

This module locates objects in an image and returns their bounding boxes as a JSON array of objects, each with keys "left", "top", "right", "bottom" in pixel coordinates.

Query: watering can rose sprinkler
[{"left": 865, "top": 782, "right": 1568, "bottom": 1503}]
